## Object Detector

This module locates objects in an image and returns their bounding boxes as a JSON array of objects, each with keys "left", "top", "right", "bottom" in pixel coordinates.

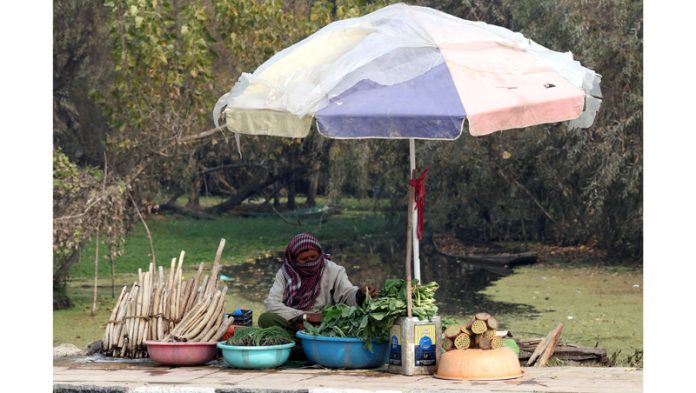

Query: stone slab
[{"left": 53, "top": 365, "right": 642, "bottom": 393}]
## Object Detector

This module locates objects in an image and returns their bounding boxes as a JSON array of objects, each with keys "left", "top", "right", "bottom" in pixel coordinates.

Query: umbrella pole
[
  {"left": 405, "top": 169, "right": 415, "bottom": 319},
  {"left": 409, "top": 139, "right": 421, "bottom": 283}
]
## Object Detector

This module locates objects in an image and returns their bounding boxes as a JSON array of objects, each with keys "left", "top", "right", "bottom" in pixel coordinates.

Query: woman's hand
[
  {"left": 306, "top": 312, "right": 322, "bottom": 323},
  {"left": 293, "top": 312, "right": 322, "bottom": 331}
]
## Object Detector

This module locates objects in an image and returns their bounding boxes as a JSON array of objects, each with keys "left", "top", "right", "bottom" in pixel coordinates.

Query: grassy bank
[
  {"left": 69, "top": 197, "right": 398, "bottom": 278},
  {"left": 479, "top": 263, "right": 643, "bottom": 365}
]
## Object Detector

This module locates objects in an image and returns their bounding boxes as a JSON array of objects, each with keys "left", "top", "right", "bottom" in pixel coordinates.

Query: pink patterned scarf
[{"left": 281, "top": 233, "right": 327, "bottom": 310}]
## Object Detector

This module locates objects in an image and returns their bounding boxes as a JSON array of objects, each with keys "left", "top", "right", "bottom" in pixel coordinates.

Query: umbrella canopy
[
  {"left": 213, "top": 3, "right": 601, "bottom": 141},
  {"left": 212, "top": 3, "right": 602, "bottom": 282}
]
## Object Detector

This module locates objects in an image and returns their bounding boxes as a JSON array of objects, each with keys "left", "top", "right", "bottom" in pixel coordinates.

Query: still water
[{"left": 220, "top": 238, "right": 537, "bottom": 318}]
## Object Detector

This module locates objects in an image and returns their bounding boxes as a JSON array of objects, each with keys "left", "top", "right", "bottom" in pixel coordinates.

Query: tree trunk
[
  {"left": 208, "top": 176, "right": 265, "bottom": 215},
  {"left": 273, "top": 162, "right": 280, "bottom": 208},
  {"left": 287, "top": 148, "right": 297, "bottom": 210},
  {"left": 306, "top": 159, "right": 321, "bottom": 207},
  {"left": 53, "top": 239, "right": 87, "bottom": 290},
  {"left": 92, "top": 230, "right": 100, "bottom": 316},
  {"left": 53, "top": 241, "right": 86, "bottom": 310},
  {"left": 164, "top": 191, "right": 184, "bottom": 207},
  {"left": 205, "top": 166, "right": 309, "bottom": 215},
  {"left": 287, "top": 181, "right": 296, "bottom": 209},
  {"left": 159, "top": 203, "right": 216, "bottom": 219},
  {"left": 186, "top": 175, "right": 201, "bottom": 208},
  {"left": 109, "top": 243, "right": 116, "bottom": 298}
]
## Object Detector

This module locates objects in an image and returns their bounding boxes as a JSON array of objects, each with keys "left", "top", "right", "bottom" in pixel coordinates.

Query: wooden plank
[
  {"left": 536, "top": 323, "right": 564, "bottom": 367},
  {"left": 527, "top": 335, "right": 549, "bottom": 366}
]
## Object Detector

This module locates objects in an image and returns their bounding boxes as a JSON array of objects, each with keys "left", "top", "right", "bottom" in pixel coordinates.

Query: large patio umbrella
[{"left": 212, "top": 4, "right": 602, "bottom": 283}]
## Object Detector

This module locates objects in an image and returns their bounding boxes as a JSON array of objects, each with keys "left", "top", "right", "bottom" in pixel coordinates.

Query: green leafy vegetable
[
  {"left": 304, "top": 279, "right": 439, "bottom": 350},
  {"left": 225, "top": 326, "right": 294, "bottom": 346}
]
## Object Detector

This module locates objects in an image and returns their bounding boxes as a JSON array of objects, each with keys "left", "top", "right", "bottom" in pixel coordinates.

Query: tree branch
[
  {"left": 157, "top": 203, "right": 217, "bottom": 220},
  {"left": 497, "top": 168, "right": 555, "bottom": 223},
  {"left": 177, "top": 125, "right": 227, "bottom": 144},
  {"left": 200, "top": 162, "right": 270, "bottom": 175},
  {"left": 127, "top": 190, "right": 157, "bottom": 264},
  {"left": 204, "top": 166, "right": 314, "bottom": 215}
]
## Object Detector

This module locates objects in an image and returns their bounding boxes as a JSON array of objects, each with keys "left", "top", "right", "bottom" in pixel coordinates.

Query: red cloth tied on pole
[{"left": 408, "top": 167, "right": 429, "bottom": 240}]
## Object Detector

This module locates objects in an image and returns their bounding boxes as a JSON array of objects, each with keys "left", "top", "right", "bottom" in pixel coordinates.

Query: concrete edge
[
  {"left": 54, "top": 385, "right": 313, "bottom": 393},
  {"left": 217, "top": 389, "right": 309, "bottom": 393},
  {"left": 54, "top": 385, "right": 416, "bottom": 393},
  {"left": 54, "top": 384, "right": 128, "bottom": 393}
]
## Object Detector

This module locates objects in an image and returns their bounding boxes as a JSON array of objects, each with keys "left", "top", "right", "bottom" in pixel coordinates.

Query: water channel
[{"left": 220, "top": 238, "right": 537, "bottom": 318}]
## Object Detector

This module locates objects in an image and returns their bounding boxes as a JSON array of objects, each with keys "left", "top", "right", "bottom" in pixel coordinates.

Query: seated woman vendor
[{"left": 258, "top": 233, "right": 377, "bottom": 333}]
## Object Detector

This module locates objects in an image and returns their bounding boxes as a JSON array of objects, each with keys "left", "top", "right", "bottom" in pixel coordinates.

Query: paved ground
[{"left": 53, "top": 357, "right": 642, "bottom": 393}]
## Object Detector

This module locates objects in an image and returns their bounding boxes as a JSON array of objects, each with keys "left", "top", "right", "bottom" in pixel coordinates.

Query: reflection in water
[{"left": 220, "top": 238, "right": 537, "bottom": 319}]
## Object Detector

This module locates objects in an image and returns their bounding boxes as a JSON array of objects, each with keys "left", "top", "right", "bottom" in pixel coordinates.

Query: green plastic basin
[{"left": 216, "top": 341, "right": 295, "bottom": 369}]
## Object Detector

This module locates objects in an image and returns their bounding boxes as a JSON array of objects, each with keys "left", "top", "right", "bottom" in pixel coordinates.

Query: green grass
[
  {"left": 53, "top": 275, "right": 135, "bottom": 348},
  {"left": 70, "top": 196, "right": 399, "bottom": 278},
  {"left": 476, "top": 263, "right": 643, "bottom": 365}
]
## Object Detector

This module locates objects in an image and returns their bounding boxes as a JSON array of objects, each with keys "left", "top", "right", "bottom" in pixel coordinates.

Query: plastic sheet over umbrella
[{"left": 212, "top": 3, "right": 602, "bottom": 281}]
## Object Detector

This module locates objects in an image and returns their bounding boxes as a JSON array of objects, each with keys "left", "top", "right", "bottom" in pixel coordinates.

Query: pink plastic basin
[{"left": 143, "top": 341, "right": 219, "bottom": 366}]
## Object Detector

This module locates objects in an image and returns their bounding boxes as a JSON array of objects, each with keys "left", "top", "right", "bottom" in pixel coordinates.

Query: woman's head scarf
[{"left": 281, "top": 233, "right": 327, "bottom": 310}]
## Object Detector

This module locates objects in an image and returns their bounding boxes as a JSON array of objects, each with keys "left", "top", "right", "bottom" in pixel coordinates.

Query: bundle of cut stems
[
  {"left": 441, "top": 312, "right": 503, "bottom": 352},
  {"left": 102, "top": 239, "right": 232, "bottom": 358}
]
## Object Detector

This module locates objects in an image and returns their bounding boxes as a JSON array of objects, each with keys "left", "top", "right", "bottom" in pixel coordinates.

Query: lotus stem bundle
[
  {"left": 451, "top": 312, "right": 506, "bottom": 351},
  {"left": 100, "top": 239, "right": 230, "bottom": 358}
]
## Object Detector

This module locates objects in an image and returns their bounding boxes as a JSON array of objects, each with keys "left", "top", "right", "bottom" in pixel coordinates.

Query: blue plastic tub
[
  {"left": 296, "top": 331, "right": 388, "bottom": 369},
  {"left": 216, "top": 341, "right": 295, "bottom": 369}
]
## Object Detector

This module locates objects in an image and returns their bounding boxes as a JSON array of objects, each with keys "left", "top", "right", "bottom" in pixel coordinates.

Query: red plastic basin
[{"left": 143, "top": 341, "right": 219, "bottom": 366}]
